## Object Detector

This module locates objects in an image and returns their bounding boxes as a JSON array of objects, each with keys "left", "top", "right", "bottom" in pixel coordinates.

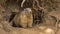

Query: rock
[{"left": 44, "top": 28, "right": 55, "bottom": 34}]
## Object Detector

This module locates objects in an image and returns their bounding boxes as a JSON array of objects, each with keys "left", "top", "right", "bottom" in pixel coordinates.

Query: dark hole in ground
[
  {"left": 9, "top": 12, "right": 16, "bottom": 22},
  {"left": 9, "top": 12, "right": 25, "bottom": 27},
  {"left": 9, "top": 12, "right": 19, "bottom": 27}
]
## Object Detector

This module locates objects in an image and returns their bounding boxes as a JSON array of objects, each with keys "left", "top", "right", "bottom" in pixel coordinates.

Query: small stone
[{"left": 44, "top": 28, "right": 55, "bottom": 34}]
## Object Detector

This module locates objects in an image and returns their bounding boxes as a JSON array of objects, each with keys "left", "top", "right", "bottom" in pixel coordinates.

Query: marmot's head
[{"left": 24, "top": 8, "right": 32, "bottom": 13}]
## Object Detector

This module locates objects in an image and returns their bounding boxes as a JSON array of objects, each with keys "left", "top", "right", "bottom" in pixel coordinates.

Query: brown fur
[{"left": 13, "top": 8, "right": 33, "bottom": 28}]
